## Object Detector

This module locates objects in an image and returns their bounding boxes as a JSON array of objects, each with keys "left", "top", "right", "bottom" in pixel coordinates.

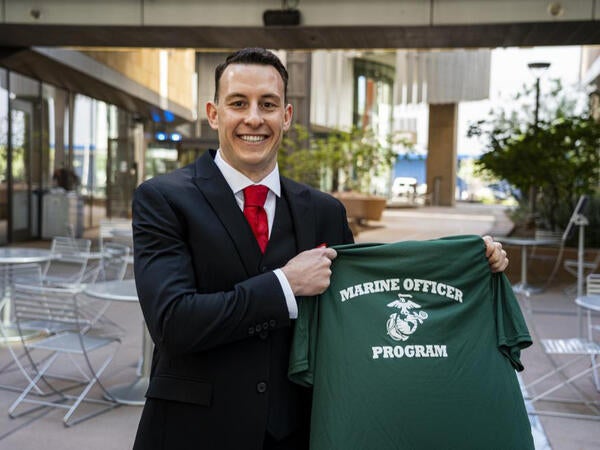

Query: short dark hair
[{"left": 213, "top": 47, "right": 289, "bottom": 103}]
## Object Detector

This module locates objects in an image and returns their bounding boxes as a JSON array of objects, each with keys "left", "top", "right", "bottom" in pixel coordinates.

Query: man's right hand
[{"left": 281, "top": 247, "right": 337, "bottom": 296}]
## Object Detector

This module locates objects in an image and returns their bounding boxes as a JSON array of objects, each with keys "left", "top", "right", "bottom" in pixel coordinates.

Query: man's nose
[{"left": 244, "top": 104, "right": 264, "bottom": 127}]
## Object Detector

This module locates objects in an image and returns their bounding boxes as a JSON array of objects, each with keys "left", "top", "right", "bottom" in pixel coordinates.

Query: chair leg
[
  {"left": 529, "top": 360, "right": 600, "bottom": 403},
  {"left": 593, "top": 354, "right": 600, "bottom": 392},
  {"left": 0, "top": 345, "right": 46, "bottom": 395},
  {"left": 524, "top": 354, "right": 589, "bottom": 391},
  {"left": 63, "top": 345, "right": 120, "bottom": 427},
  {"left": 8, "top": 352, "right": 60, "bottom": 418}
]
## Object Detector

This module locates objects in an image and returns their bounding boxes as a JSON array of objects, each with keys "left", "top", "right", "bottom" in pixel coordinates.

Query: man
[{"left": 132, "top": 48, "right": 508, "bottom": 450}]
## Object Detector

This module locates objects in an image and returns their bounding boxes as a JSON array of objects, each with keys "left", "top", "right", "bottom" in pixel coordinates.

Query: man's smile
[{"left": 238, "top": 134, "right": 268, "bottom": 143}]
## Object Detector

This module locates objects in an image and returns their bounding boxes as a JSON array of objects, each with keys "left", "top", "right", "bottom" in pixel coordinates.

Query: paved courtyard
[{"left": 0, "top": 203, "right": 597, "bottom": 449}]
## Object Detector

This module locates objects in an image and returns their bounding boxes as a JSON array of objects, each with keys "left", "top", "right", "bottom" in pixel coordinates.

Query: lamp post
[
  {"left": 526, "top": 61, "right": 551, "bottom": 224},
  {"left": 527, "top": 62, "right": 551, "bottom": 126}
]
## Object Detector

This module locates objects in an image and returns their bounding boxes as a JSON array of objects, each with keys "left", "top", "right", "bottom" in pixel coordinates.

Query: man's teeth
[{"left": 240, "top": 135, "right": 266, "bottom": 143}]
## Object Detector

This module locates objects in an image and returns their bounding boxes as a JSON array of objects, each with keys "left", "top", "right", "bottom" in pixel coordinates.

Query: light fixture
[
  {"left": 527, "top": 62, "right": 551, "bottom": 79},
  {"left": 263, "top": 0, "right": 301, "bottom": 26}
]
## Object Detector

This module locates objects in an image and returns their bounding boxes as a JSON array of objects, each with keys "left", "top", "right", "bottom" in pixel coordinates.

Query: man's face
[{"left": 206, "top": 63, "right": 293, "bottom": 181}]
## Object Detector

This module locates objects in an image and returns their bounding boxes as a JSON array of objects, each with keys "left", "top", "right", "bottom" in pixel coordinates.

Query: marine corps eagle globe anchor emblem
[{"left": 386, "top": 294, "right": 428, "bottom": 342}]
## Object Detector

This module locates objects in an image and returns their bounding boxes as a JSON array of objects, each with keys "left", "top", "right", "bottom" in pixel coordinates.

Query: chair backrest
[
  {"left": 534, "top": 229, "right": 564, "bottom": 244},
  {"left": 98, "top": 242, "right": 130, "bottom": 282},
  {"left": 43, "top": 237, "right": 92, "bottom": 285},
  {"left": 99, "top": 219, "right": 132, "bottom": 249},
  {"left": 12, "top": 284, "right": 86, "bottom": 334},
  {"left": 0, "top": 264, "right": 43, "bottom": 312},
  {"left": 587, "top": 274, "right": 600, "bottom": 296},
  {"left": 0, "top": 263, "right": 42, "bottom": 294},
  {"left": 50, "top": 237, "right": 91, "bottom": 260}
]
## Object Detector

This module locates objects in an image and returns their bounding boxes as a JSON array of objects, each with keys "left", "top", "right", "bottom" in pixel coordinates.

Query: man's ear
[
  {"left": 283, "top": 103, "right": 293, "bottom": 131},
  {"left": 206, "top": 102, "right": 219, "bottom": 130}
]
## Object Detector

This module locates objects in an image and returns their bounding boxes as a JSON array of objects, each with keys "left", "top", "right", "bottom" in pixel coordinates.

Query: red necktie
[{"left": 243, "top": 185, "right": 269, "bottom": 253}]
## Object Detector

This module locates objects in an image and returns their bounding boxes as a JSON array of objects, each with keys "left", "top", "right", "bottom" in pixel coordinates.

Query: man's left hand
[{"left": 483, "top": 235, "right": 508, "bottom": 273}]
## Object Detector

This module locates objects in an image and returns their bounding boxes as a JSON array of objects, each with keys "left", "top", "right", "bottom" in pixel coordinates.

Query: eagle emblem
[{"left": 386, "top": 294, "right": 428, "bottom": 342}]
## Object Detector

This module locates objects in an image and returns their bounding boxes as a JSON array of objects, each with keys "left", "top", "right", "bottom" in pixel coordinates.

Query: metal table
[
  {"left": 0, "top": 247, "right": 56, "bottom": 342},
  {"left": 499, "top": 237, "right": 559, "bottom": 295},
  {"left": 576, "top": 294, "right": 600, "bottom": 339},
  {"left": 84, "top": 279, "right": 150, "bottom": 406},
  {"left": 576, "top": 295, "right": 600, "bottom": 313},
  {"left": 0, "top": 247, "right": 55, "bottom": 265}
]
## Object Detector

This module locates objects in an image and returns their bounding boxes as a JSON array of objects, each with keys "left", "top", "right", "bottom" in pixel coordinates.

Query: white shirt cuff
[{"left": 273, "top": 268, "right": 298, "bottom": 319}]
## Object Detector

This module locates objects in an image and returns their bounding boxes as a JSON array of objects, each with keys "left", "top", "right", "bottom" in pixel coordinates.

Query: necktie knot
[{"left": 243, "top": 185, "right": 269, "bottom": 207}]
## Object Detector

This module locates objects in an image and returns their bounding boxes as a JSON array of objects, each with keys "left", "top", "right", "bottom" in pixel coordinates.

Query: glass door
[
  {"left": 10, "top": 99, "right": 36, "bottom": 241},
  {"left": 0, "top": 70, "right": 8, "bottom": 244}
]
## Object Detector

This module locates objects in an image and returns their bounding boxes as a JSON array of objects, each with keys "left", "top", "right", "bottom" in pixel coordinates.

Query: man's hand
[
  {"left": 281, "top": 247, "right": 337, "bottom": 296},
  {"left": 483, "top": 235, "right": 509, "bottom": 273}
]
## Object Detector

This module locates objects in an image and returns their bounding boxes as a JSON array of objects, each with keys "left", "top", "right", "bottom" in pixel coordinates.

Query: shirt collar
[{"left": 214, "top": 149, "right": 281, "bottom": 197}]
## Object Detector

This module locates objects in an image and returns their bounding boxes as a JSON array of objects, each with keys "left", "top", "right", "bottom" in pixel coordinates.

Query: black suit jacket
[{"left": 132, "top": 150, "right": 353, "bottom": 450}]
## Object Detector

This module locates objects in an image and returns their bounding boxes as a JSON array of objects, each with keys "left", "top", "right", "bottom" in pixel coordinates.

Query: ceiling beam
[{"left": 0, "top": 21, "right": 599, "bottom": 49}]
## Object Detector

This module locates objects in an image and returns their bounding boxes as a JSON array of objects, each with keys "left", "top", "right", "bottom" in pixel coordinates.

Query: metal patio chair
[
  {"left": 525, "top": 273, "right": 600, "bottom": 420},
  {"left": 96, "top": 242, "right": 130, "bottom": 283},
  {"left": 526, "top": 229, "right": 567, "bottom": 291},
  {"left": 0, "top": 263, "right": 45, "bottom": 393},
  {"left": 78, "top": 242, "right": 131, "bottom": 335},
  {"left": 563, "top": 250, "right": 600, "bottom": 294},
  {"left": 8, "top": 284, "right": 121, "bottom": 426}
]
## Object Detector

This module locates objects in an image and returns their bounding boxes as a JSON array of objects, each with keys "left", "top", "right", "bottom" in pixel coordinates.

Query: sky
[{"left": 457, "top": 45, "right": 583, "bottom": 156}]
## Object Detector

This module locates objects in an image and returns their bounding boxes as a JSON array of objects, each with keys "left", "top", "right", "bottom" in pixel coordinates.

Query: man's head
[
  {"left": 213, "top": 48, "right": 289, "bottom": 103},
  {"left": 206, "top": 48, "right": 293, "bottom": 182}
]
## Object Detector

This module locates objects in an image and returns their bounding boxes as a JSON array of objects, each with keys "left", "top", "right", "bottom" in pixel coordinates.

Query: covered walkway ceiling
[{"left": 0, "top": 0, "right": 599, "bottom": 49}]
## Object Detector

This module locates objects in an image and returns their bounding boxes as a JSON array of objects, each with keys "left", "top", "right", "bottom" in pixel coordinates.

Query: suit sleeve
[{"left": 132, "top": 181, "right": 291, "bottom": 357}]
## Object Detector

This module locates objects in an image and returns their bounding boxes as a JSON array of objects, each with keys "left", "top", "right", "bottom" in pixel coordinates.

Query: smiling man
[{"left": 131, "top": 48, "right": 509, "bottom": 450}]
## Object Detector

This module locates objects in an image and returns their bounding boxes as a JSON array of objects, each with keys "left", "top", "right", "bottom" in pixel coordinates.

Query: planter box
[{"left": 333, "top": 192, "right": 387, "bottom": 224}]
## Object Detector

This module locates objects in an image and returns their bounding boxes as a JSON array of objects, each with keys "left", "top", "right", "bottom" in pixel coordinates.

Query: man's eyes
[{"left": 227, "top": 100, "right": 278, "bottom": 109}]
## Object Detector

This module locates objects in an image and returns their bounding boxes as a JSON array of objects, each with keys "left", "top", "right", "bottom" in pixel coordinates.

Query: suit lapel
[
  {"left": 192, "top": 151, "right": 260, "bottom": 276},
  {"left": 281, "top": 177, "right": 316, "bottom": 253}
]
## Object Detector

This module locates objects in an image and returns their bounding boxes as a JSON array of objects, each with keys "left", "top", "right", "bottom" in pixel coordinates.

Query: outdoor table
[
  {"left": 575, "top": 294, "right": 600, "bottom": 342},
  {"left": 0, "top": 247, "right": 56, "bottom": 342},
  {"left": 499, "top": 237, "right": 559, "bottom": 295},
  {"left": 84, "top": 279, "right": 150, "bottom": 406},
  {"left": 576, "top": 295, "right": 600, "bottom": 313}
]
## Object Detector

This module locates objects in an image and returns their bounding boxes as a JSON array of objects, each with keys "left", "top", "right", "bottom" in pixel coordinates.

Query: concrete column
[
  {"left": 286, "top": 51, "right": 311, "bottom": 130},
  {"left": 426, "top": 103, "right": 457, "bottom": 207}
]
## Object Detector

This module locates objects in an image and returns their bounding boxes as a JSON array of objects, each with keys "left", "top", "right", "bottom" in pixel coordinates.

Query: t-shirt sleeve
[
  {"left": 288, "top": 295, "right": 318, "bottom": 387},
  {"left": 493, "top": 273, "right": 533, "bottom": 371}
]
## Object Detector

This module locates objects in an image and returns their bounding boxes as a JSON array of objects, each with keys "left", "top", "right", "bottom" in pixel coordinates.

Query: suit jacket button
[
  {"left": 259, "top": 330, "right": 268, "bottom": 339},
  {"left": 256, "top": 382, "right": 267, "bottom": 393},
  {"left": 248, "top": 327, "right": 255, "bottom": 335},
  {"left": 269, "top": 319, "right": 276, "bottom": 328},
  {"left": 261, "top": 266, "right": 268, "bottom": 273},
  {"left": 255, "top": 324, "right": 262, "bottom": 332}
]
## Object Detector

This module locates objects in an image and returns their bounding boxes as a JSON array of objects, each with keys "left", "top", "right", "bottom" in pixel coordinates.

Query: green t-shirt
[{"left": 289, "top": 235, "right": 534, "bottom": 450}]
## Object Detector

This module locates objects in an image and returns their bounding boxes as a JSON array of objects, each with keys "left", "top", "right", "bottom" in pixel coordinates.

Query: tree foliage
[
  {"left": 468, "top": 79, "right": 600, "bottom": 244},
  {"left": 279, "top": 125, "right": 398, "bottom": 194}
]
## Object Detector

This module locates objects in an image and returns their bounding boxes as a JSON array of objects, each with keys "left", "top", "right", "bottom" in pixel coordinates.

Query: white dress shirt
[{"left": 214, "top": 150, "right": 298, "bottom": 319}]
